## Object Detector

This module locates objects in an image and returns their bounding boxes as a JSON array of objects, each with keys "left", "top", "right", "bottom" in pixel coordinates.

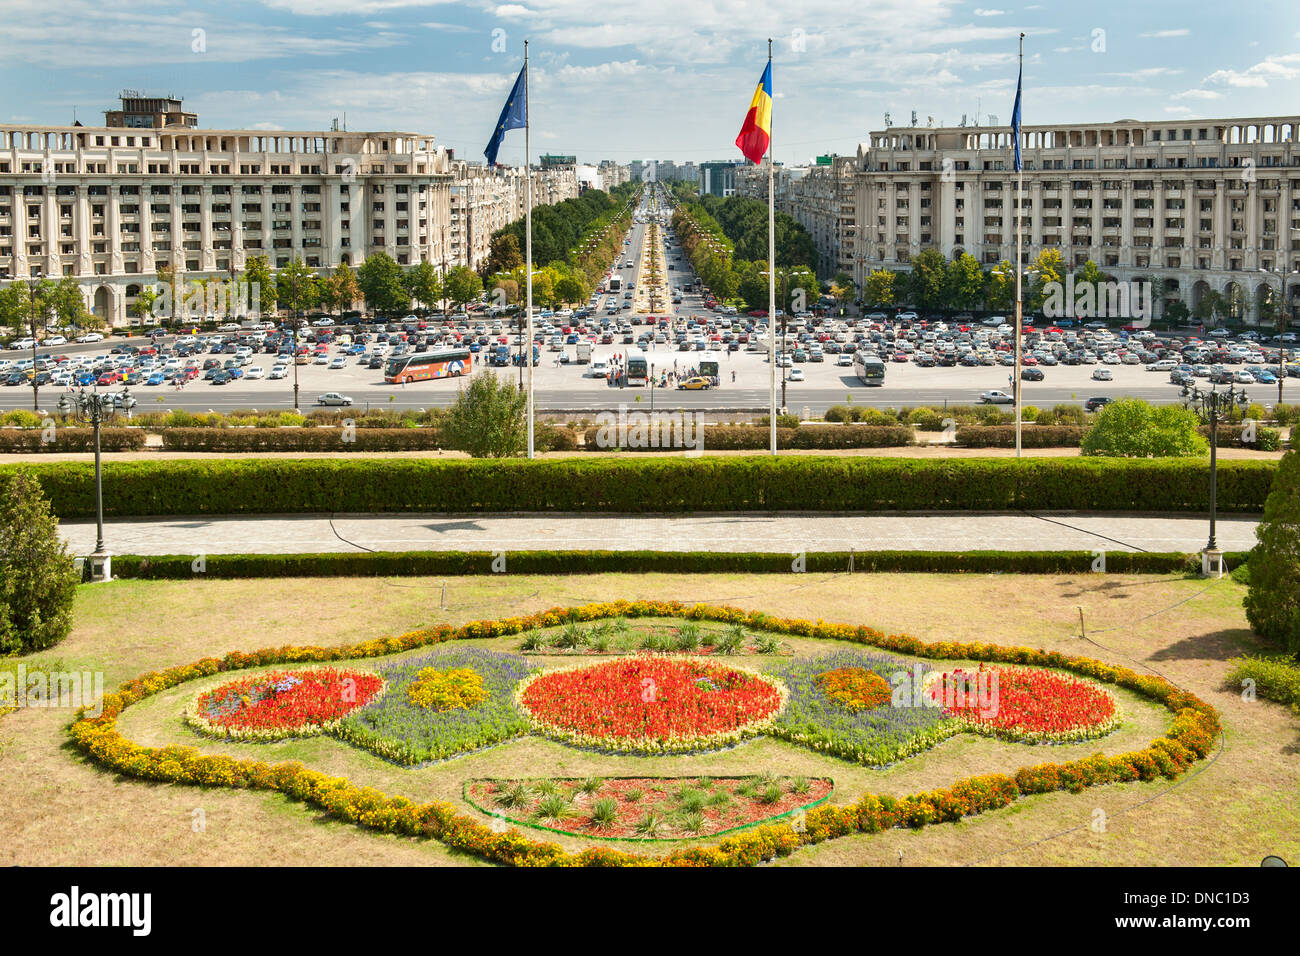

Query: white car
[
  {"left": 979, "top": 389, "right": 1016, "bottom": 405},
  {"left": 329, "top": 356, "right": 347, "bottom": 369},
  {"left": 836, "top": 353, "right": 854, "bottom": 367},
  {"left": 269, "top": 365, "right": 288, "bottom": 380},
  {"left": 313, "top": 353, "right": 330, "bottom": 365},
  {"left": 43, "top": 335, "right": 67, "bottom": 346},
  {"left": 787, "top": 368, "right": 805, "bottom": 382},
  {"left": 316, "top": 392, "right": 353, "bottom": 406},
  {"left": 312, "top": 318, "right": 335, "bottom": 327},
  {"left": 244, "top": 366, "right": 265, "bottom": 379},
  {"left": 8, "top": 337, "right": 35, "bottom": 350},
  {"left": 75, "top": 332, "right": 104, "bottom": 343},
  {"left": 1091, "top": 368, "right": 1113, "bottom": 381}
]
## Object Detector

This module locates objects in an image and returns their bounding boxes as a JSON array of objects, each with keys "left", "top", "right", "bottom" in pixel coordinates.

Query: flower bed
[
  {"left": 68, "top": 600, "right": 1223, "bottom": 868},
  {"left": 930, "top": 666, "right": 1121, "bottom": 743},
  {"left": 184, "top": 668, "right": 384, "bottom": 741},
  {"left": 765, "top": 651, "right": 960, "bottom": 765},
  {"left": 333, "top": 647, "right": 538, "bottom": 764},
  {"left": 464, "top": 775, "right": 832, "bottom": 841},
  {"left": 515, "top": 655, "right": 787, "bottom": 754}
]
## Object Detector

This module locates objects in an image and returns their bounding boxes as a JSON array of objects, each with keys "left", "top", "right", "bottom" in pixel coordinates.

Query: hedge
[
  {"left": 0, "top": 427, "right": 147, "bottom": 453},
  {"left": 581, "top": 424, "right": 913, "bottom": 451},
  {"left": 1224, "top": 655, "right": 1300, "bottom": 714},
  {"left": 955, "top": 424, "right": 1286, "bottom": 451},
  {"left": 109, "top": 549, "right": 1252, "bottom": 579},
  {"left": 955, "top": 425, "right": 1087, "bottom": 448},
  {"left": 159, "top": 427, "right": 449, "bottom": 452},
  {"left": 13, "top": 455, "right": 1274, "bottom": 518}
]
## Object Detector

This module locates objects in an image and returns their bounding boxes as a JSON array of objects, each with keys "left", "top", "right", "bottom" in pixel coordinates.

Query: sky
[{"left": 0, "top": 0, "right": 1298, "bottom": 168}]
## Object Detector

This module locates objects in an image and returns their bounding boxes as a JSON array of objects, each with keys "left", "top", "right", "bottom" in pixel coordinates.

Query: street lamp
[
  {"left": 1258, "top": 263, "right": 1297, "bottom": 406},
  {"left": 57, "top": 384, "right": 130, "bottom": 581},
  {"left": 1181, "top": 381, "right": 1250, "bottom": 576}
]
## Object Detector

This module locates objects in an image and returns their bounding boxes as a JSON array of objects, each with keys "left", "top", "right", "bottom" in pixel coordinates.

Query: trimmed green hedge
[
  {"left": 0, "top": 427, "right": 147, "bottom": 453},
  {"left": 109, "top": 549, "right": 1252, "bottom": 579},
  {"left": 955, "top": 425, "right": 1086, "bottom": 448},
  {"left": 159, "top": 427, "right": 449, "bottom": 452},
  {"left": 581, "top": 424, "right": 912, "bottom": 450},
  {"left": 14, "top": 456, "right": 1274, "bottom": 518}
]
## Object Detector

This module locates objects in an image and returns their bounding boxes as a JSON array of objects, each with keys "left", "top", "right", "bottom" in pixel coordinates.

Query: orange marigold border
[{"left": 67, "top": 600, "right": 1221, "bottom": 868}]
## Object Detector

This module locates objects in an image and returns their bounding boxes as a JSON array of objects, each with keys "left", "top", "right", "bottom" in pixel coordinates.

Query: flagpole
[
  {"left": 766, "top": 38, "right": 777, "bottom": 455},
  {"left": 1014, "top": 32, "right": 1024, "bottom": 459},
  {"left": 524, "top": 40, "right": 535, "bottom": 459}
]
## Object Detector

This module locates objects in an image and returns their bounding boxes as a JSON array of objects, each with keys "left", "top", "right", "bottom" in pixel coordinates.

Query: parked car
[{"left": 1091, "top": 368, "right": 1113, "bottom": 381}]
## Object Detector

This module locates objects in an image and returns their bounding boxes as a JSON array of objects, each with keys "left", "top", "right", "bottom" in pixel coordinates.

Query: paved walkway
[{"left": 59, "top": 512, "right": 1260, "bottom": 556}]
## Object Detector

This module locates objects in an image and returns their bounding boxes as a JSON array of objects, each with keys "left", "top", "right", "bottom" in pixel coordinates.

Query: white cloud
[
  {"left": 1102, "top": 67, "right": 1183, "bottom": 80},
  {"left": 1171, "top": 88, "right": 1223, "bottom": 101},
  {"left": 1140, "top": 29, "right": 1190, "bottom": 38},
  {"left": 1204, "top": 53, "right": 1300, "bottom": 89},
  {"left": 973, "top": 7, "right": 1006, "bottom": 14},
  {"left": 1164, "top": 106, "right": 1193, "bottom": 115}
]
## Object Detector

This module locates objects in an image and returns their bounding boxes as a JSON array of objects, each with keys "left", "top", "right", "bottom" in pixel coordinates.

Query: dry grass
[{"left": 1, "top": 571, "right": 1296, "bottom": 867}]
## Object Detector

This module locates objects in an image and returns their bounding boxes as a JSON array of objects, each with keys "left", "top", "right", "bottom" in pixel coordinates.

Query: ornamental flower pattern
[{"left": 184, "top": 668, "right": 384, "bottom": 741}]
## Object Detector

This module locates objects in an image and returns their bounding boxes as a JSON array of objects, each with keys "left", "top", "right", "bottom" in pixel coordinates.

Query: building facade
[
  {"left": 0, "top": 96, "right": 580, "bottom": 325},
  {"left": 851, "top": 114, "right": 1300, "bottom": 322}
]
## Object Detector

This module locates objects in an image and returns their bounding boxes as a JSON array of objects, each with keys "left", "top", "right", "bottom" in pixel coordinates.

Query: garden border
[{"left": 68, "top": 599, "right": 1222, "bottom": 867}]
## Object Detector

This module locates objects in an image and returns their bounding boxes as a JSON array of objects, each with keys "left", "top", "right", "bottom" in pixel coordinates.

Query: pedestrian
[{"left": 731, "top": 370, "right": 736, "bottom": 384}]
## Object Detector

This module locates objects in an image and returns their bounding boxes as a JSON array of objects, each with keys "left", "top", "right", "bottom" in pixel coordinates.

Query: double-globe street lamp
[
  {"left": 56, "top": 385, "right": 131, "bottom": 581},
  {"left": 1180, "top": 381, "right": 1250, "bottom": 576}
]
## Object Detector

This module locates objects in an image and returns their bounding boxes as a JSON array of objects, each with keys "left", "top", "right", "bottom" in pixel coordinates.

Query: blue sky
[{"left": 1, "top": 0, "right": 1297, "bottom": 167}]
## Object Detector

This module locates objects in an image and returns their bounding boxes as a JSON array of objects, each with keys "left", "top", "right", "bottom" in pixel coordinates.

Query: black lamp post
[
  {"left": 1181, "top": 381, "right": 1250, "bottom": 566},
  {"left": 57, "top": 384, "right": 128, "bottom": 580}
]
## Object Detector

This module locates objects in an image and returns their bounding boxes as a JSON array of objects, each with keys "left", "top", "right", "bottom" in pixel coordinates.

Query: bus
[
  {"left": 853, "top": 351, "right": 886, "bottom": 386},
  {"left": 699, "top": 351, "right": 720, "bottom": 383},
  {"left": 625, "top": 349, "right": 649, "bottom": 386},
  {"left": 608, "top": 275, "right": 622, "bottom": 292},
  {"left": 384, "top": 347, "right": 471, "bottom": 384}
]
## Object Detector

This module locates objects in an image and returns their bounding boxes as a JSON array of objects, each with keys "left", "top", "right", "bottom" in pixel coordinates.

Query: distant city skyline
[{"left": 1, "top": 0, "right": 1298, "bottom": 167}]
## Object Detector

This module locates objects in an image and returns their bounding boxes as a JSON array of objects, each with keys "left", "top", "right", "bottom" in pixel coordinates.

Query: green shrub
[
  {"left": 823, "top": 405, "right": 854, "bottom": 423},
  {"left": 1225, "top": 655, "right": 1300, "bottom": 713},
  {"left": 0, "top": 471, "right": 79, "bottom": 654},
  {"left": 907, "top": 408, "right": 947, "bottom": 431},
  {"left": 1082, "top": 399, "right": 1209, "bottom": 458},
  {"left": 158, "top": 428, "right": 446, "bottom": 452},
  {"left": 0, "top": 410, "right": 43, "bottom": 429},
  {"left": 1244, "top": 449, "right": 1300, "bottom": 655},
  {"left": 443, "top": 372, "right": 528, "bottom": 458},
  {"left": 8, "top": 456, "right": 1274, "bottom": 519}
]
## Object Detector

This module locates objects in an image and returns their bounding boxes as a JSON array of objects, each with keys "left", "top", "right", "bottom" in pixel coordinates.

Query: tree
[
  {"left": 443, "top": 371, "right": 528, "bottom": 458},
  {"left": 986, "top": 259, "right": 1016, "bottom": 312},
  {"left": 1027, "top": 248, "right": 1067, "bottom": 313},
  {"left": 485, "top": 233, "right": 523, "bottom": 276},
  {"left": 444, "top": 265, "right": 483, "bottom": 314},
  {"left": 319, "top": 262, "right": 361, "bottom": 315},
  {"left": 904, "top": 248, "right": 948, "bottom": 311},
  {"left": 0, "top": 470, "right": 79, "bottom": 654},
  {"left": 132, "top": 285, "right": 158, "bottom": 321},
  {"left": 944, "top": 253, "right": 985, "bottom": 311},
  {"left": 277, "top": 259, "right": 319, "bottom": 318},
  {"left": 405, "top": 261, "right": 442, "bottom": 312},
  {"left": 554, "top": 274, "right": 585, "bottom": 307},
  {"left": 1080, "top": 398, "right": 1209, "bottom": 458},
  {"left": 1164, "top": 299, "right": 1190, "bottom": 327},
  {"left": 1244, "top": 448, "right": 1300, "bottom": 656},
  {"left": 1193, "top": 290, "right": 1227, "bottom": 327},
  {"left": 357, "top": 252, "right": 409, "bottom": 315},
  {"left": 241, "top": 255, "right": 278, "bottom": 319},
  {"left": 863, "top": 269, "right": 896, "bottom": 307}
]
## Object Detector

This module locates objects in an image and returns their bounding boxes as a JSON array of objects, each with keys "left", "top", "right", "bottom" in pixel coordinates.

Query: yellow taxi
[{"left": 676, "top": 376, "right": 712, "bottom": 390}]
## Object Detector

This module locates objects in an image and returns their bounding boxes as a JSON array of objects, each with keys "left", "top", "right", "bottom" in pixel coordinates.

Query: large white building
[
  {"left": 0, "top": 95, "right": 579, "bottom": 325},
  {"left": 851, "top": 114, "right": 1300, "bottom": 323}
]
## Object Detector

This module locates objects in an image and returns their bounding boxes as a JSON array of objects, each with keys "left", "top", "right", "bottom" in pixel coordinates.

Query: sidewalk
[{"left": 58, "top": 512, "right": 1260, "bottom": 556}]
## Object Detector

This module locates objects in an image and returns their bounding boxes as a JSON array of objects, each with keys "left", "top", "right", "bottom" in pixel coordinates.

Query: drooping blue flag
[
  {"left": 484, "top": 63, "right": 528, "bottom": 167},
  {"left": 1011, "top": 60, "right": 1023, "bottom": 172}
]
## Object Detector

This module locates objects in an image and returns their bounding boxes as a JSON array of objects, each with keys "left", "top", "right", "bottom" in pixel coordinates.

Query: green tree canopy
[
  {"left": 1080, "top": 399, "right": 1209, "bottom": 458},
  {"left": 444, "top": 371, "right": 528, "bottom": 458},
  {"left": 0, "top": 470, "right": 79, "bottom": 654},
  {"left": 1245, "top": 448, "right": 1300, "bottom": 656}
]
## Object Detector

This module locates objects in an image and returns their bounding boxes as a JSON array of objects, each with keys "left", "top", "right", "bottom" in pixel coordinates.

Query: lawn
[{"left": 0, "top": 571, "right": 1296, "bottom": 867}]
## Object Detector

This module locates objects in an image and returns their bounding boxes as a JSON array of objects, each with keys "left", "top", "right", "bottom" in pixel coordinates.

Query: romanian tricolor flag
[{"left": 735, "top": 61, "right": 772, "bottom": 164}]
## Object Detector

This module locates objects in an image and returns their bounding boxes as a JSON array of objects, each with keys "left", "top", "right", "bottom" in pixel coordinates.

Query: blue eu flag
[
  {"left": 1011, "top": 62, "right": 1023, "bottom": 173},
  {"left": 485, "top": 63, "right": 528, "bottom": 167}
]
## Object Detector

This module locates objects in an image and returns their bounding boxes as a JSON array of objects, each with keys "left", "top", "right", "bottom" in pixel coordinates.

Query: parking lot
[{"left": 1, "top": 185, "right": 1295, "bottom": 414}]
